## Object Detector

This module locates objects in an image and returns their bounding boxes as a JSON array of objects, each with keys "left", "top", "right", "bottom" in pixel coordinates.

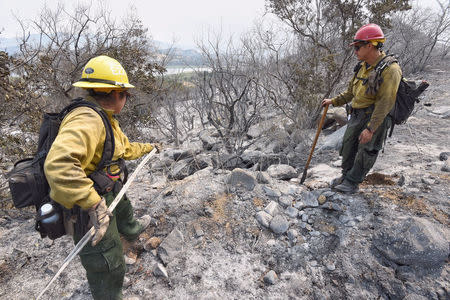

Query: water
[{"left": 164, "top": 66, "right": 211, "bottom": 75}]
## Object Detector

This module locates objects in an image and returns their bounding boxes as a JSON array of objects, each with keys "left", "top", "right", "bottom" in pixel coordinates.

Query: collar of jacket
[{"left": 364, "top": 51, "right": 386, "bottom": 71}]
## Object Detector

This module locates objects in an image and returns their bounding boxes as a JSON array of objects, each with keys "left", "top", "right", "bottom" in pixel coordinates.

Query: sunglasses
[
  {"left": 354, "top": 42, "right": 369, "bottom": 51},
  {"left": 120, "top": 91, "right": 131, "bottom": 100}
]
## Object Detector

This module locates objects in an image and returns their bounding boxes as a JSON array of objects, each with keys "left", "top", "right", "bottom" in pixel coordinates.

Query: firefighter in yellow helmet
[
  {"left": 45, "top": 55, "right": 157, "bottom": 299},
  {"left": 321, "top": 24, "right": 402, "bottom": 194}
]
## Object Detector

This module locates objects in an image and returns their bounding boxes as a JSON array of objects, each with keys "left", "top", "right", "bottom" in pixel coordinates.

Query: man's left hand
[{"left": 359, "top": 129, "right": 373, "bottom": 144}]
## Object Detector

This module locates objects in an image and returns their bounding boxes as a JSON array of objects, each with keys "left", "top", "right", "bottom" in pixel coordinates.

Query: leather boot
[{"left": 334, "top": 179, "right": 359, "bottom": 194}]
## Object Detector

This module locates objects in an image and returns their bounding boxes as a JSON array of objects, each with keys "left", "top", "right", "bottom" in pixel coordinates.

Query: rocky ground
[{"left": 0, "top": 61, "right": 449, "bottom": 300}]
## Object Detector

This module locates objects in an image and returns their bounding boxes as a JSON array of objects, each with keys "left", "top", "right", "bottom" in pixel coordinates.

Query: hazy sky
[
  {"left": 0, "top": 0, "right": 267, "bottom": 48},
  {"left": 0, "top": 0, "right": 442, "bottom": 49}
]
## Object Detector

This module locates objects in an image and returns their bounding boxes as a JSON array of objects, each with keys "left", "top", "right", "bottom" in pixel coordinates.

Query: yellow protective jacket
[
  {"left": 44, "top": 96, "right": 154, "bottom": 210},
  {"left": 331, "top": 52, "right": 402, "bottom": 131}
]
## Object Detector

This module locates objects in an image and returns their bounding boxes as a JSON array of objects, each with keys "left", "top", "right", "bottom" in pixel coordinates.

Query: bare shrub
[
  {"left": 386, "top": 1, "right": 450, "bottom": 73},
  {"left": 193, "top": 33, "right": 267, "bottom": 155},
  {"left": 10, "top": 2, "right": 163, "bottom": 135}
]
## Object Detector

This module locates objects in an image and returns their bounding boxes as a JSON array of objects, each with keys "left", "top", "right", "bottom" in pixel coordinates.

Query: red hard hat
[{"left": 350, "top": 23, "right": 385, "bottom": 45}]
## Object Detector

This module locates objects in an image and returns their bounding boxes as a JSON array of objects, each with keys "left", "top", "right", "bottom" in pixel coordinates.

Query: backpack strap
[{"left": 374, "top": 54, "right": 398, "bottom": 75}]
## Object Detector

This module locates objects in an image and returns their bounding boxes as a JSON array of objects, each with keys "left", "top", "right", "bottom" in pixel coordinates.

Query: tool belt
[
  {"left": 64, "top": 161, "right": 127, "bottom": 237},
  {"left": 347, "top": 104, "right": 374, "bottom": 126}
]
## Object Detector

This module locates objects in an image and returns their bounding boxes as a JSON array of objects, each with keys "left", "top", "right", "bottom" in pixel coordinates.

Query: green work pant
[
  {"left": 74, "top": 190, "right": 143, "bottom": 300},
  {"left": 340, "top": 107, "right": 391, "bottom": 184}
]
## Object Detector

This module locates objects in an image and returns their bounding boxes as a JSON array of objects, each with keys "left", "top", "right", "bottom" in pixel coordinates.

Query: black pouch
[
  {"left": 88, "top": 170, "right": 115, "bottom": 195},
  {"left": 8, "top": 156, "right": 49, "bottom": 209}
]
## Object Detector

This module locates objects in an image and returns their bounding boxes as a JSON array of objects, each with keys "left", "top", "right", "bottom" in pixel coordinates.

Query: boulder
[
  {"left": 157, "top": 228, "right": 185, "bottom": 265},
  {"left": 318, "top": 124, "right": 346, "bottom": 151},
  {"left": 267, "top": 164, "right": 297, "bottom": 180},
  {"left": 373, "top": 217, "right": 449, "bottom": 267},
  {"left": 168, "top": 157, "right": 209, "bottom": 180},
  {"left": 226, "top": 168, "right": 257, "bottom": 191}
]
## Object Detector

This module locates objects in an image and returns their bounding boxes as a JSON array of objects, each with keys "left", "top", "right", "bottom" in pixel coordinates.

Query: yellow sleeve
[
  {"left": 367, "top": 63, "right": 402, "bottom": 131},
  {"left": 114, "top": 122, "right": 154, "bottom": 160},
  {"left": 44, "top": 107, "right": 104, "bottom": 210},
  {"left": 332, "top": 77, "right": 354, "bottom": 107}
]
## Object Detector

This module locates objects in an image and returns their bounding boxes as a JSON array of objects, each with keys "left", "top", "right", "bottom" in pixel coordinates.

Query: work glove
[
  {"left": 88, "top": 197, "right": 112, "bottom": 246},
  {"left": 153, "top": 142, "right": 163, "bottom": 153}
]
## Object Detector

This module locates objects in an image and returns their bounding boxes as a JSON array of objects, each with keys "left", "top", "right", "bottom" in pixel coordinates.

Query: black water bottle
[{"left": 38, "top": 202, "right": 65, "bottom": 239}]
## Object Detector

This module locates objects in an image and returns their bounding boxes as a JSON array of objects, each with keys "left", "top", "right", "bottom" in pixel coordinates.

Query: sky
[
  {"left": 0, "top": 0, "right": 267, "bottom": 49},
  {"left": 0, "top": 0, "right": 443, "bottom": 49}
]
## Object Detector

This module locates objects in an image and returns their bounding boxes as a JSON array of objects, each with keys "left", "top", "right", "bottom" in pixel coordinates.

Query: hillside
[{"left": 0, "top": 61, "right": 448, "bottom": 299}]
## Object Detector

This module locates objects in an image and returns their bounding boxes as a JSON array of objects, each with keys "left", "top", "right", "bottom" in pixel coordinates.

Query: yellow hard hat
[{"left": 73, "top": 55, "right": 135, "bottom": 91}]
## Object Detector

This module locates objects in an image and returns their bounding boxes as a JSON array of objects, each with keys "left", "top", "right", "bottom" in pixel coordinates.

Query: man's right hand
[
  {"left": 322, "top": 99, "right": 333, "bottom": 107},
  {"left": 88, "top": 197, "right": 112, "bottom": 246}
]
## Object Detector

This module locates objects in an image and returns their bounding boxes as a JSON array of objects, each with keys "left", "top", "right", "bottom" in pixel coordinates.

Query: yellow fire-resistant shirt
[
  {"left": 44, "top": 96, "right": 154, "bottom": 210},
  {"left": 331, "top": 53, "right": 402, "bottom": 131}
]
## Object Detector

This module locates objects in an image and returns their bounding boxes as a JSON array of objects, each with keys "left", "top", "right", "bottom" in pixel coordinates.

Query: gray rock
[
  {"left": 294, "top": 201, "right": 306, "bottom": 210},
  {"left": 321, "top": 191, "right": 335, "bottom": 198},
  {"left": 439, "top": 151, "right": 450, "bottom": 161},
  {"left": 318, "top": 125, "right": 346, "bottom": 151},
  {"left": 325, "top": 262, "right": 336, "bottom": 271},
  {"left": 241, "top": 150, "right": 265, "bottom": 166},
  {"left": 346, "top": 220, "right": 356, "bottom": 227},
  {"left": 270, "top": 215, "right": 290, "bottom": 234},
  {"left": 199, "top": 129, "right": 218, "bottom": 150},
  {"left": 441, "top": 162, "right": 450, "bottom": 172},
  {"left": 256, "top": 153, "right": 290, "bottom": 171},
  {"left": 373, "top": 217, "right": 449, "bottom": 267},
  {"left": 157, "top": 228, "right": 185, "bottom": 265},
  {"left": 168, "top": 157, "right": 209, "bottom": 180},
  {"left": 285, "top": 206, "right": 299, "bottom": 218},
  {"left": 164, "top": 148, "right": 194, "bottom": 161},
  {"left": 302, "top": 192, "right": 319, "bottom": 207},
  {"left": 262, "top": 185, "right": 281, "bottom": 198},
  {"left": 265, "top": 201, "right": 279, "bottom": 216},
  {"left": 287, "top": 229, "right": 299, "bottom": 241},
  {"left": 263, "top": 270, "right": 278, "bottom": 285},
  {"left": 124, "top": 255, "right": 136, "bottom": 265},
  {"left": 321, "top": 202, "right": 343, "bottom": 212},
  {"left": 279, "top": 195, "right": 293, "bottom": 208},
  {"left": 301, "top": 214, "right": 309, "bottom": 222},
  {"left": 255, "top": 211, "right": 273, "bottom": 228},
  {"left": 193, "top": 223, "right": 204, "bottom": 237},
  {"left": 403, "top": 293, "right": 429, "bottom": 300},
  {"left": 256, "top": 171, "right": 270, "bottom": 184},
  {"left": 267, "top": 164, "right": 297, "bottom": 180},
  {"left": 339, "top": 215, "right": 351, "bottom": 224},
  {"left": 421, "top": 177, "right": 434, "bottom": 185},
  {"left": 212, "top": 153, "right": 250, "bottom": 170},
  {"left": 153, "top": 263, "right": 169, "bottom": 278},
  {"left": 204, "top": 206, "right": 214, "bottom": 217},
  {"left": 309, "top": 231, "right": 320, "bottom": 237},
  {"left": 226, "top": 168, "right": 257, "bottom": 191}
]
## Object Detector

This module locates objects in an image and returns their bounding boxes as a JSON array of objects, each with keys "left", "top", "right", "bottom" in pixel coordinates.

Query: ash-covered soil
[{"left": 0, "top": 62, "right": 449, "bottom": 300}]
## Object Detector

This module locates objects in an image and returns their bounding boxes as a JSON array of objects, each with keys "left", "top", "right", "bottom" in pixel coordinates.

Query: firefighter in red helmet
[{"left": 321, "top": 24, "right": 402, "bottom": 193}]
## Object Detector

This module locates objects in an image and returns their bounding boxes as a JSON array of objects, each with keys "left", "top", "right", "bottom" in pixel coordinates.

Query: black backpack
[
  {"left": 7, "top": 98, "right": 116, "bottom": 239},
  {"left": 354, "top": 55, "right": 429, "bottom": 136}
]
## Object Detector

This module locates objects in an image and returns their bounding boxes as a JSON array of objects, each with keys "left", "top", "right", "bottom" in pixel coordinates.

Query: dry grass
[
  {"left": 252, "top": 197, "right": 265, "bottom": 208},
  {"left": 210, "top": 193, "right": 232, "bottom": 224},
  {"left": 375, "top": 188, "right": 449, "bottom": 225}
]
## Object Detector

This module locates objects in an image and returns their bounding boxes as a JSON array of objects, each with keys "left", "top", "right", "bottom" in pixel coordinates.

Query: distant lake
[{"left": 164, "top": 66, "right": 211, "bottom": 75}]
